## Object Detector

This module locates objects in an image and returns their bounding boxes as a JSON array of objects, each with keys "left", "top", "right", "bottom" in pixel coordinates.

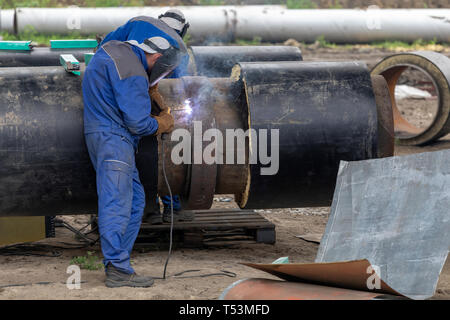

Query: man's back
[
  {"left": 83, "top": 40, "right": 158, "bottom": 147},
  {"left": 99, "top": 16, "right": 189, "bottom": 78}
]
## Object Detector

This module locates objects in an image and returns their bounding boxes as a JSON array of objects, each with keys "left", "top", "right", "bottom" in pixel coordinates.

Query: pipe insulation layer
[
  {"left": 371, "top": 51, "right": 450, "bottom": 146},
  {"left": 0, "top": 61, "right": 393, "bottom": 217},
  {"left": 2, "top": 7, "right": 449, "bottom": 43}
]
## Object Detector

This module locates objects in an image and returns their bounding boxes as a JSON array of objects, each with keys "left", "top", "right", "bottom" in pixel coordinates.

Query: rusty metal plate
[{"left": 220, "top": 278, "right": 396, "bottom": 300}]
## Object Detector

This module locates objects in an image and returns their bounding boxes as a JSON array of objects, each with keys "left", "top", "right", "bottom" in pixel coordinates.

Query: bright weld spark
[{"left": 184, "top": 99, "right": 193, "bottom": 115}]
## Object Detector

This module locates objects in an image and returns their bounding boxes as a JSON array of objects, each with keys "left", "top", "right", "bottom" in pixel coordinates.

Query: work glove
[
  {"left": 149, "top": 84, "right": 171, "bottom": 114},
  {"left": 154, "top": 111, "right": 174, "bottom": 136}
]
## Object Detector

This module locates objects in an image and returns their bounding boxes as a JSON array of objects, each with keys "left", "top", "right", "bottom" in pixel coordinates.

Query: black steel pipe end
[{"left": 232, "top": 61, "right": 385, "bottom": 209}]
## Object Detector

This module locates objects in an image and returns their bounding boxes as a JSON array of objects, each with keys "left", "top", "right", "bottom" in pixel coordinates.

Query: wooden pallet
[{"left": 135, "top": 209, "right": 276, "bottom": 248}]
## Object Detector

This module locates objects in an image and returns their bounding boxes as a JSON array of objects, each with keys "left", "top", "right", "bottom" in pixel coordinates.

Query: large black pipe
[
  {"left": 189, "top": 46, "right": 303, "bottom": 77},
  {"left": 0, "top": 46, "right": 303, "bottom": 77},
  {"left": 0, "top": 48, "right": 89, "bottom": 67},
  {"left": 234, "top": 61, "right": 379, "bottom": 209},
  {"left": 0, "top": 62, "right": 391, "bottom": 216},
  {"left": 0, "top": 67, "right": 96, "bottom": 216}
]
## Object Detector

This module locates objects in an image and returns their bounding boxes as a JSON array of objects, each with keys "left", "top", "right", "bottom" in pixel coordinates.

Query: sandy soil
[{"left": 0, "top": 48, "right": 449, "bottom": 300}]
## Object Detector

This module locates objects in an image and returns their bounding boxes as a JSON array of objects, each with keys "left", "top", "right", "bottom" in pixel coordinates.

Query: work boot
[
  {"left": 163, "top": 207, "right": 195, "bottom": 223},
  {"left": 143, "top": 211, "right": 163, "bottom": 225},
  {"left": 142, "top": 202, "right": 163, "bottom": 225},
  {"left": 105, "top": 263, "right": 154, "bottom": 288}
]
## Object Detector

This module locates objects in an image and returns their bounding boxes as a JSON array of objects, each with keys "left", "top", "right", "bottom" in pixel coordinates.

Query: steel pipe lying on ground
[
  {"left": 372, "top": 51, "right": 450, "bottom": 146},
  {"left": 0, "top": 61, "right": 393, "bottom": 216},
  {"left": 0, "top": 47, "right": 89, "bottom": 67},
  {"left": 189, "top": 46, "right": 303, "bottom": 77},
  {"left": 2, "top": 7, "right": 449, "bottom": 43},
  {"left": 0, "top": 45, "right": 302, "bottom": 74},
  {"left": 219, "top": 278, "right": 403, "bottom": 300}
]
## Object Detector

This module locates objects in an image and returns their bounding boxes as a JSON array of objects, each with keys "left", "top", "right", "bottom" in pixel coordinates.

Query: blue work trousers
[{"left": 85, "top": 132, "right": 145, "bottom": 274}]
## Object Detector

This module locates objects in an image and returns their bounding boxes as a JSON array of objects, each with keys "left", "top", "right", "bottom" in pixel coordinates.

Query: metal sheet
[
  {"left": 0, "top": 216, "right": 46, "bottom": 246},
  {"left": 316, "top": 149, "right": 450, "bottom": 300},
  {"left": 243, "top": 259, "right": 401, "bottom": 297},
  {"left": 220, "top": 278, "right": 393, "bottom": 300}
]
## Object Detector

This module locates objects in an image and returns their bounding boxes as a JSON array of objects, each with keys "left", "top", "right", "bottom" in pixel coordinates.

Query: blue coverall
[
  {"left": 83, "top": 40, "right": 158, "bottom": 274},
  {"left": 99, "top": 16, "right": 187, "bottom": 211}
]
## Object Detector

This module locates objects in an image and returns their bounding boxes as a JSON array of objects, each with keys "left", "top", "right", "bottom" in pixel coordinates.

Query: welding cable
[
  {"left": 0, "top": 241, "right": 93, "bottom": 257},
  {"left": 0, "top": 245, "right": 62, "bottom": 257},
  {"left": 161, "top": 134, "right": 174, "bottom": 280},
  {"left": 0, "top": 218, "right": 99, "bottom": 257},
  {"left": 0, "top": 280, "right": 88, "bottom": 289},
  {"left": 172, "top": 269, "right": 236, "bottom": 279},
  {"left": 158, "top": 135, "right": 237, "bottom": 281},
  {"left": 54, "top": 218, "right": 99, "bottom": 245}
]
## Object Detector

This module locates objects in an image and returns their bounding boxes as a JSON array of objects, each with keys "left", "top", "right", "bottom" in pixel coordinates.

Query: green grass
[
  {"left": 1, "top": 24, "right": 447, "bottom": 51},
  {"left": 286, "top": 0, "right": 317, "bottom": 9},
  {"left": 70, "top": 251, "right": 104, "bottom": 271},
  {"left": 0, "top": 0, "right": 147, "bottom": 9},
  {"left": 371, "top": 39, "right": 439, "bottom": 50},
  {"left": 198, "top": 0, "right": 224, "bottom": 5},
  {"left": 235, "top": 36, "right": 262, "bottom": 46},
  {"left": 307, "top": 36, "right": 447, "bottom": 51}
]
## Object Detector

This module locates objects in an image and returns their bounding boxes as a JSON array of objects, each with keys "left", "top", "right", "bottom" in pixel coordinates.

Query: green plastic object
[
  {"left": 60, "top": 54, "right": 81, "bottom": 76},
  {"left": 50, "top": 39, "right": 97, "bottom": 49},
  {"left": 0, "top": 41, "right": 32, "bottom": 51},
  {"left": 84, "top": 53, "right": 95, "bottom": 66},
  {"left": 272, "top": 257, "right": 290, "bottom": 264}
]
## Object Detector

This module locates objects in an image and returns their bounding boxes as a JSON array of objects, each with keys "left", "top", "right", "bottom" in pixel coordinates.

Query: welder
[
  {"left": 82, "top": 36, "right": 181, "bottom": 288},
  {"left": 98, "top": 9, "right": 192, "bottom": 225}
]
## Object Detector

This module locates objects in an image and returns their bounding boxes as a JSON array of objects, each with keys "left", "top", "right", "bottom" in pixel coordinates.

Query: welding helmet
[
  {"left": 159, "top": 9, "right": 190, "bottom": 38},
  {"left": 126, "top": 37, "right": 183, "bottom": 87}
]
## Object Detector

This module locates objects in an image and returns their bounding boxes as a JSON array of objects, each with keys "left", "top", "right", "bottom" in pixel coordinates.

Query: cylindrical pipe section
[
  {"left": 0, "top": 61, "right": 392, "bottom": 216},
  {"left": 0, "top": 46, "right": 302, "bottom": 73},
  {"left": 189, "top": 46, "right": 303, "bottom": 78},
  {"left": 371, "top": 75, "right": 395, "bottom": 158},
  {"left": 235, "top": 9, "right": 450, "bottom": 43},
  {"left": 219, "top": 278, "right": 402, "bottom": 300},
  {"left": 0, "top": 67, "right": 97, "bottom": 216},
  {"left": 0, "top": 47, "right": 89, "bottom": 67},
  {"left": 12, "top": 6, "right": 283, "bottom": 40},
  {"left": 233, "top": 61, "right": 382, "bottom": 209},
  {"left": 372, "top": 51, "right": 450, "bottom": 146},
  {"left": 9, "top": 7, "right": 450, "bottom": 43},
  {"left": 0, "top": 9, "right": 15, "bottom": 33}
]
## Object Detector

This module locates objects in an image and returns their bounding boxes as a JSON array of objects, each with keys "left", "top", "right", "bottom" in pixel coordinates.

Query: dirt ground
[{"left": 0, "top": 48, "right": 449, "bottom": 300}]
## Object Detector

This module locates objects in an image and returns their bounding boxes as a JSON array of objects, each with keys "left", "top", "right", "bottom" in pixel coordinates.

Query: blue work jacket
[{"left": 82, "top": 40, "right": 158, "bottom": 148}]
